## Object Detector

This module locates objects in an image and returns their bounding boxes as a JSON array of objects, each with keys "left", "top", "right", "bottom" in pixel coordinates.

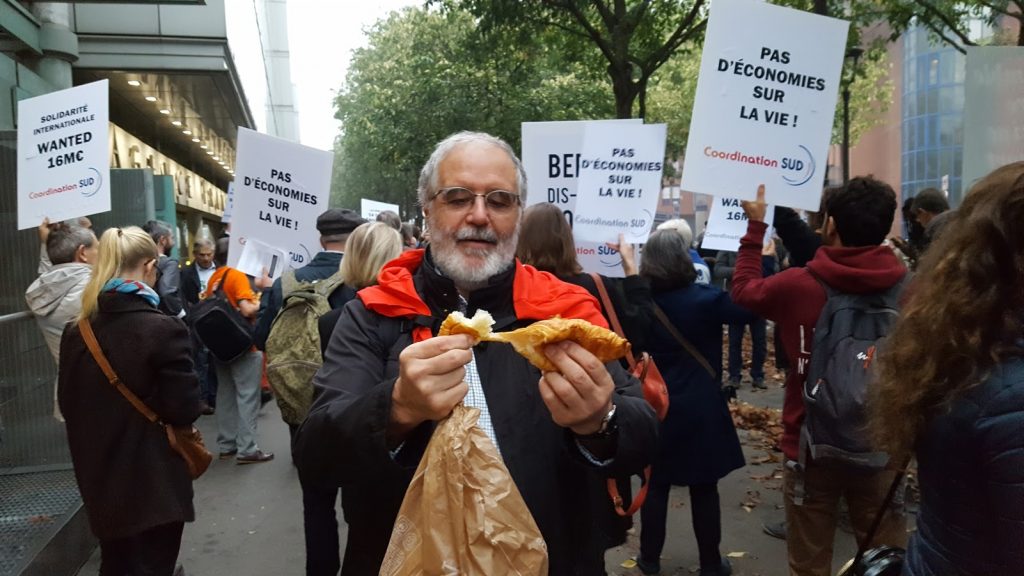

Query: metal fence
[{"left": 0, "top": 131, "right": 89, "bottom": 575}]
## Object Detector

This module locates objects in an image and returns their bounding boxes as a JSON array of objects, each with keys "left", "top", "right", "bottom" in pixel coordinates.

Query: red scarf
[{"left": 358, "top": 249, "right": 607, "bottom": 342}]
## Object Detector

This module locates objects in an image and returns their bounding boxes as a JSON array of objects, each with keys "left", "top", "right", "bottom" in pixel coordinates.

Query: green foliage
[
  {"left": 440, "top": 0, "right": 711, "bottom": 118},
  {"left": 848, "top": 0, "right": 1024, "bottom": 51},
  {"left": 330, "top": 7, "right": 613, "bottom": 213},
  {"left": 644, "top": 46, "right": 701, "bottom": 157},
  {"left": 832, "top": 44, "right": 894, "bottom": 146}
]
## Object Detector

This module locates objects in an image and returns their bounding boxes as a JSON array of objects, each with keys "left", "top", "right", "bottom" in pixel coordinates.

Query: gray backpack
[{"left": 801, "top": 273, "right": 907, "bottom": 469}]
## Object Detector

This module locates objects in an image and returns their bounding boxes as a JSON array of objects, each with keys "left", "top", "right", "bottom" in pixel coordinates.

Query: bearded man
[{"left": 294, "top": 131, "right": 657, "bottom": 575}]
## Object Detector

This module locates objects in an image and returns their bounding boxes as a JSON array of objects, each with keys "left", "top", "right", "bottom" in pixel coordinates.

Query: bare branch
[{"left": 542, "top": 0, "right": 617, "bottom": 63}]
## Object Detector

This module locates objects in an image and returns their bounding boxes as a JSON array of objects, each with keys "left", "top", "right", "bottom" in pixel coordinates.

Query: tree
[
  {"left": 330, "top": 7, "right": 612, "bottom": 212},
  {"left": 848, "top": 0, "right": 1024, "bottom": 52},
  {"left": 443, "top": 0, "right": 710, "bottom": 119}
]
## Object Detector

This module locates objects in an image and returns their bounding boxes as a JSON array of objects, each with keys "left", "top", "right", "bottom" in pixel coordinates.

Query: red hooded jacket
[
  {"left": 731, "top": 220, "right": 907, "bottom": 461},
  {"left": 358, "top": 249, "right": 608, "bottom": 342}
]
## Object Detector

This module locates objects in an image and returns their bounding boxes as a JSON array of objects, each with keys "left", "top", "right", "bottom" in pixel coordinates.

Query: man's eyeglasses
[{"left": 431, "top": 187, "right": 521, "bottom": 213}]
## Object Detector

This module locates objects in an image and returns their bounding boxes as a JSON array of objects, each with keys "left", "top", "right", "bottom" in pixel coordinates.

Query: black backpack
[
  {"left": 801, "top": 272, "right": 907, "bottom": 469},
  {"left": 190, "top": 268, "right": 255, "bottom": 363}
]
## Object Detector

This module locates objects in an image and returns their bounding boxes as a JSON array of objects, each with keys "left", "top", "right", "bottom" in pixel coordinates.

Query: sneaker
[
  {"left": 699, "top": 557, "right": 732, "bottom": 576},
  {"left": 236, "top": 450, "right": 274, "bottom": 464},
  {"left": 752, "top": 377, "right": 767, "bottom": 390},
  {"left": 218, "top": 450, "right": 237, "bottom": 460},
  {"left": 728, "top": 376, "right": 741, "bottom": 387},
  {"left": 762, "top": 519, "right": 787, "bottom": 540},
  {"left": 636, "top": 556, "right": 660, "bottom": 575},
  {"left": 199, "top": 402, "right": 215, "bottom": 416}
]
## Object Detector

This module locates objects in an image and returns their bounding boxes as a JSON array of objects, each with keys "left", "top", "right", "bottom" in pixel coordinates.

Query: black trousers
[
  {"left": 639, "top": 479, "right": 723, "bottom": 570},
  {"left": 99, "top": 521, "right": 184, "bottom": 576}
]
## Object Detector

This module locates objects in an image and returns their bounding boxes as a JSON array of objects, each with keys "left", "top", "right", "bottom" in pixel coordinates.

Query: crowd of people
[{"left": 24, "top": 129, "right": 1022, "bottom": 576}]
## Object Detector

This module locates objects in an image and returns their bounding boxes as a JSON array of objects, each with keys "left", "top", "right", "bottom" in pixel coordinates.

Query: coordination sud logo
[{"left": 703, "top": 144, "right": 816, "bottom": 187}]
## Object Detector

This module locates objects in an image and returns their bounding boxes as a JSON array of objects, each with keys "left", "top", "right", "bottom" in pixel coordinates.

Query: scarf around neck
[{"left": 102, "top": 278, "right": 161, "bottom": 308}]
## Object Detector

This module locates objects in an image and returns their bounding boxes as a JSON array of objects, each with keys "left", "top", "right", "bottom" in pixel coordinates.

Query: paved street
[{"left": 77, "top": 381, "right": 882, "bottom": 576}]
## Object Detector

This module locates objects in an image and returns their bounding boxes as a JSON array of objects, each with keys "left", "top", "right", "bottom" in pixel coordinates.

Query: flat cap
[{"left": 317, "top": 208, "right": 366, "bottom": 236}]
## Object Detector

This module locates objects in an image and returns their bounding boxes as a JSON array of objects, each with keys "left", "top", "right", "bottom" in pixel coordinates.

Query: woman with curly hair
[{"left": 870, "top": 161, "right": 1024, "bottom": 576}]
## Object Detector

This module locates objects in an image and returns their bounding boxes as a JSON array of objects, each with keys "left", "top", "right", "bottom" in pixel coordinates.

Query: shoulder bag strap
[
  {"left": 853, "top": 456, "right": 912, "bottom": 565},
  {"left": 589, "top": 273, "right": 636, "bottom": 370},
  {"left": 652, "top": 305, "right": 717, "bottom": 380},
  {"left": 78, "top": 318, "right": 161, "bottom": 424}
]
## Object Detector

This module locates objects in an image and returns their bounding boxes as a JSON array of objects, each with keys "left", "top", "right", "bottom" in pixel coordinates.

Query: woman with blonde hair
[
  {"left": 870, "top": 162, "right": 1024, "bottom": 575},
  {"left": 59, "top": 226, "right": 200, "bottom": 575},
  {"left": 317, "top": 221, "right": 404, "bottom": 347}
]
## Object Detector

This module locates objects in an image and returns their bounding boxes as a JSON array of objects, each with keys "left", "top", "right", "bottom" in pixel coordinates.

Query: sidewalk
[{"left": 76, "top": 385, "right": 882, "bottom": 576}]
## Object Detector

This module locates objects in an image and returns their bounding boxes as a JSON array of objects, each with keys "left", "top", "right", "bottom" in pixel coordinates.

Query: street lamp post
[{"left": 842, "top": 47, "right": 863, "bottom": 185}]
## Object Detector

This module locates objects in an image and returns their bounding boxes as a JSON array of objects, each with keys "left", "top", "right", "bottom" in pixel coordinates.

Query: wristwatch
[{"left": 580, "top": 403, "right": 618, "bottom": 438}]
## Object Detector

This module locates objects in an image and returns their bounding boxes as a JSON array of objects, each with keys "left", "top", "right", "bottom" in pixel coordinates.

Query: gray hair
[
  {"left": 47, "top": 224, "right": 96, "bottom": 265},
  {"left": 192, "top": 238, "right": 214, "bottom": 252},
  {"left": 143, "top": 219, "right": 173, "bottom": 244},
  {"left": 416, "top": 131, "right": 528, "bottom": 207}
]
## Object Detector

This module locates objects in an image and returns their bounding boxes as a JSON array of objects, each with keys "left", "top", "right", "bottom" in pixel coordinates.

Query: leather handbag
[
  {"left": 589, "top": 273, "right": 669, "bottom": 516},
  {"left": 79, "top": 318, "right": 212, "bottom": 479},
  {"left": 836, "top": 458, "right": 910, "bottom": 576}
]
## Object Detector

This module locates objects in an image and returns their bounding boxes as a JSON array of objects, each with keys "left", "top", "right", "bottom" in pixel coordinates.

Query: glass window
[
  {"left": 952, "top": 85, "right": 965, "bottom": 111},
  {"left": 954, "top": 148, "right": 964, "bottom": 177},
  {"left": 916, "top": 150, "right": 926, "bottom": 181},
  {"left": 928, "top": 57, "right": 940, "bottom": 85},
  {"left": 939, "top": 115, "right": 956, "bottom": 146},
  {"left": 939, "top": 87, "right": 954, "bottom": 112},
  {"left": 939, "top": 53, "right": 956, "bottom": 84},
  {"left": 926, "top": 150, "right": 940, "bottom": 181},
  {"left": 926, "top": 90, "right": 938, "bottom": 114},
  {"left": 929, "top": 115, "right": 940, "bottom": 147},
  {"left": 954, "top": 57, "right": 966, "bottom": 83},
  {"left": 918, "top": 90, "right": 928, "bottom": 115},
  {"left": 940, "top": 148, "right": 955, "bottom": 178},
  {"left": 907, "top": 91, "right": 917, "bottom": 117}
]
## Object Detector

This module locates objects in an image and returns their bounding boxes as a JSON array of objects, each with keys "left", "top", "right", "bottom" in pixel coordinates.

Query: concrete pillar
[{"left": 29, "top": 3, "right": 78, "bottom": 89}]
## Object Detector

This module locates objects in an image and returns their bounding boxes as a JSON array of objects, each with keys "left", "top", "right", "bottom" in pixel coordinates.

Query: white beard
[{"left": 430, "top": 224, "right": 519, "bottom": 290}]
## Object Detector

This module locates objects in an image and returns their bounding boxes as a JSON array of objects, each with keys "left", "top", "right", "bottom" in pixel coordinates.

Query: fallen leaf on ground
[
  {"left": 726, "top": 551, "right": 747, "bottom": 558},
  {"left": 621, "top": 559, "right": 637, "bottom": 569}
]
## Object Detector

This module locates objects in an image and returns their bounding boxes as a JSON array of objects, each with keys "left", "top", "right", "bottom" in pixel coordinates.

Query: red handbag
[{"left": 589, "top": 274, "right": 668, "bottom": 516}]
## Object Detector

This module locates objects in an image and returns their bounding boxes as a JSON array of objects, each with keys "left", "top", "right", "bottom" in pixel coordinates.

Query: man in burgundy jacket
[{"left": 731, "top": 178, "right": 908, "bottom": 576}]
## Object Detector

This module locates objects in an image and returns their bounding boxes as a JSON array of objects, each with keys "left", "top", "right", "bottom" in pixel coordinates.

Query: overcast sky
[{"left": 287, "top": 0, "right": 417, "bottom": 151}]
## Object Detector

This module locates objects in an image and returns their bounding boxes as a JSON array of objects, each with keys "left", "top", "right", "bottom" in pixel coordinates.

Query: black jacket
[
  {"left": 154, "top": 255, "right": 184, "bottom": 317},
  {"left": 294, "top": 256, "right": 658, "bottom": 575},
  {"left": 772, "top": 206, "right": 821, "bottom": 268},
  {"left": 254, "top": 251, "right": 343, "bottom": 349},
  {"left": 903, "top": 356, "right": 1024, "bottom": 576},
  {"left": 180, "top": 262, "right": 215, "bottom": 311},
  {"left": 58, "top": 293, "right": 200, "bottom": 540}
]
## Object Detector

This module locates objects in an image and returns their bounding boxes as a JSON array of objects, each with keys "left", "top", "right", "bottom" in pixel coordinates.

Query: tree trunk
[
  {"left": 637, "top": 76, "right": 649, "bottom": 120},
  {"left": 610, "top": 63, "right": 638, "bottom": 118}
]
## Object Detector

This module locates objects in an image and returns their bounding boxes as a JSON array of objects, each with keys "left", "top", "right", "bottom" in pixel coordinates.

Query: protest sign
[
  {"left": 222, "top": 181, "right": 235, "bottom": 223},
  {"left": 521, "top": 119, "right": 643, "bottom": 276},
  {"left": 573, "top": 122, "right": 666, "bottom": 244},
  {"left": 236, "top": 237, "right": 288, "bottom": 280},
  {"left": 229, "top": 128, "right": 333, "bottom": 270},
  {"left": 17, "top": 80, "right": 110, "bottom": 229},
  {"left": 680, "top": 0, "right": 848, "bottom": 211},
  {"left": 361, "top": 198, "right": 400, "bottom": 221},
  {"left": 701, "top": 195, "right": 775, "bottom": 253}
]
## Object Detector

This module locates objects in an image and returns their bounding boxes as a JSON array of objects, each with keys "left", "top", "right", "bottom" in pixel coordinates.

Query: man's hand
[
  {"left": 38, "top": 218, "right": 52, "bottom": 244},
  {"left": 254, "top": 267, "right": 274, "bottom": 290},
  {"left": 390, "top": 335, "right": 473, "bottom": 434},
  {"left": 762, "top": 238, "right": 777, "bottom": 257},
  {"left": 606, "top": 233, "right": 638, "bottom": 276},
  {"left": 741, "top": 184, "right": 768, "bottom": 223},
  {"left": 538, "top": 341, "right": 614, "bottom": 435}
]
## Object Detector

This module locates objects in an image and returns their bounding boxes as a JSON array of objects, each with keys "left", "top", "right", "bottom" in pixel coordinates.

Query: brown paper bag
[{"left": 379, "top": 404, "right": 549, "bottom": 576}]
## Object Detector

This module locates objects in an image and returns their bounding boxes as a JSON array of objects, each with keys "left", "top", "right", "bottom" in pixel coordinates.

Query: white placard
[
  {"left": 521, "top": 119, "right": 643, "bottom": 276},
  {"left": 17, "top": 80, "right": 111, "bottom": 229},
  {"left": 680, "top": 0, "right": 849, "bottom": 210},
  {"left": 701, "top": 195, "right": 775, "bottom": 253},
  {"left": 229, "top": 128, "right": 333, "bottom": 271},
  {"left": 361, "top": 198, "right": 400, "bottom": 221},
  {"left": 236, "top": 237, "right": 288, "bottom": 280},
  {"left": 222, "top": 181, "right": 235, "bottom": 223},
  {"left": 573, "top": 123, "right": 666, "bottom": 244}
]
